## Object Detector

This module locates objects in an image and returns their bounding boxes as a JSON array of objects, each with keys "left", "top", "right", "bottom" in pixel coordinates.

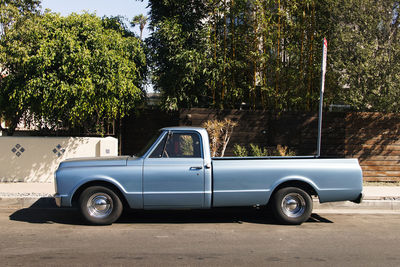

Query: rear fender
[{"left": 269, "top": 176, "right": 320, "bottom": 202}]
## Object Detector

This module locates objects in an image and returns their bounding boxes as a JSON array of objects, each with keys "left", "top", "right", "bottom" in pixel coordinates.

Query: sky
[{"left": 40, "top": 0, "right": 151, "bottom": 39}]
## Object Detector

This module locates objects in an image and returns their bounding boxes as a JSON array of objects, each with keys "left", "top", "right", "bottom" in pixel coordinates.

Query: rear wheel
[
  {"left": 272, "top": 187, "right": 313, "bottom": 225},
  {"left": 79, "top": 186, "right": 123, "bottom": 225}
]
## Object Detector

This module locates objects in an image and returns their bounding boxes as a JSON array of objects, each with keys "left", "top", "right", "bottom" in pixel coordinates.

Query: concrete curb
[{"left": 314, "top": 199, "right": 400, "bottom": 213}]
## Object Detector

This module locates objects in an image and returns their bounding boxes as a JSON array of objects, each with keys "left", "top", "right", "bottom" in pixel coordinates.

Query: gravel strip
[
  {"left": 0, "top": 192, "right": 53, "bottom": 198},
  {"left": 383, "top": 196, "right": 400, "bottom": 200}
]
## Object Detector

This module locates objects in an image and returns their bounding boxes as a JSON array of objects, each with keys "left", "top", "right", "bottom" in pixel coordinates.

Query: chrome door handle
[{"left": 190, "top": 166, "right": 203, "bottom": 170}]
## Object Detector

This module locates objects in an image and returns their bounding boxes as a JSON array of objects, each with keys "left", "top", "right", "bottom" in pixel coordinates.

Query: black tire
[
  {"left": 79, "top": 186, "right": 123, "bottom": 225},
  {"left": 272, "top": 187, "right": 313, "bottom": 225}
]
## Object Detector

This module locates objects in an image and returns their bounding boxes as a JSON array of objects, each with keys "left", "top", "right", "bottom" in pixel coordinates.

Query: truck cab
[{"left": 140, "top": 127, "right": 212, "bottom": 209}]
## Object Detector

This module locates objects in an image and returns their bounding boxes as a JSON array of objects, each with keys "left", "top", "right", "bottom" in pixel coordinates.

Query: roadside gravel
[{"left": 0, "top": 192, "right": 53, "bottom": 198}]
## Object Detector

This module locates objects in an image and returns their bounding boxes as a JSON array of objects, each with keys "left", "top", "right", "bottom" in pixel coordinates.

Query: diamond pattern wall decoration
[
  {"left": 11, "top": 144, "right": 25, "bottom": 157},
  {"left": 52, "top": 144, "right": 65, "bottom": 157}
]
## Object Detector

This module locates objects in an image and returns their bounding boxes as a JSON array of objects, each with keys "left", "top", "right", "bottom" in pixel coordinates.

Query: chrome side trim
[
  {"left": 144, "top": 191, "right": 211, "bottom": 194},
  {"left": 214, "top": 189, "right": 270, "bottom": 193}
]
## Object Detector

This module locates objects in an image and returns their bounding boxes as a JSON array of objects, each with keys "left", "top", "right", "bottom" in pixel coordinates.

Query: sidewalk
[
  {"left": 362, "top": 186, "right": 400, "bottom": 200},
  {"left": 0, "top": 183, "right": 399, "bottom": 213}
]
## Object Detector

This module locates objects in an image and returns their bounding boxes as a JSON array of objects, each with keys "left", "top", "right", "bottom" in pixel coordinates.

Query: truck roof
[{"left": 161, "top": 126, "right": 206, "bottom": 132}]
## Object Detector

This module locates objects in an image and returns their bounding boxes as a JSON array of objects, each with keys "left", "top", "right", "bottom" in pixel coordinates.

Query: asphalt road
[{"left": 1, "top": 207, "right": 400, "bottom": 266}]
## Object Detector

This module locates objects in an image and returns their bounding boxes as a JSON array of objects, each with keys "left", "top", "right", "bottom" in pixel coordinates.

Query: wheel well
[
  {"left": 71, "top": 181, "right": 129, "bottom": 209},
  {"left": 272, "top": 180, "right": 318, "bottom": 198}
]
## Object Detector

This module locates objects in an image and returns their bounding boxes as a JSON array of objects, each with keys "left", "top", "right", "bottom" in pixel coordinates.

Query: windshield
[{"left": 134, "top": 131, "right": 164, "bottom": 157}]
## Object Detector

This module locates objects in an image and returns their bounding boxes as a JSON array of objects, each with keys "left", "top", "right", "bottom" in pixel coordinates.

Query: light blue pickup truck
[{"left": 54, "top": 127, "right": 363, "bottom": 225}]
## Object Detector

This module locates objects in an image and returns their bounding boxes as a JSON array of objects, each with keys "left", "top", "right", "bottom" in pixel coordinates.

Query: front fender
[{"left": 67, "top": 176, "right": 127, "bottom": 206}]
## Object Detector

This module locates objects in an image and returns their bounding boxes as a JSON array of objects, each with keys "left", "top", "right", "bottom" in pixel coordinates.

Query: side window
[
  {"left": 149, "top": 134, "right": 167, "bottom": 158},
  {"left": 164, "top": 132, "right": 202, "bottom": 158}
]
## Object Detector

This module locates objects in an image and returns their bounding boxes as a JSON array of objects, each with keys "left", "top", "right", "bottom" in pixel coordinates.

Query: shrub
[
  {"left": 202, "top": 119, "right": 237, "bottom": 157},
  {"left": 233, "top": 144, "right": 248, "bottom": 157},
  {"left": 233, "top": 144, "right": 296, "bottom": 157}
]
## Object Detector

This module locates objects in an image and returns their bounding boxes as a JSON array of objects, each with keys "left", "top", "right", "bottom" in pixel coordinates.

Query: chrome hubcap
[
  {"left": 281, "top": 193, "right": 306, "bottom": 218},
  {"left": 87, "top": 193, "right": 113, "bottom": 219}
]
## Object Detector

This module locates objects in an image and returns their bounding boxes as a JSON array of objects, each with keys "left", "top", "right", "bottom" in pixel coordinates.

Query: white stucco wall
[{"left": 0, "top": 136, "right": 118, "bottom": 182}]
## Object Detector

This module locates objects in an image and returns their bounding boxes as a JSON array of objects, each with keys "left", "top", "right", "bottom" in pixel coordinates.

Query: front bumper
[
  {"left": 54, "top": 194, "right": 63, "bottom": 207},
  {"left": 54, "top": 194, "right": 61, "bottom": 207}
]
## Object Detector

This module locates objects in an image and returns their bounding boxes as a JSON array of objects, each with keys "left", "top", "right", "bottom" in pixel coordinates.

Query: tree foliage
[
  {"left": 0, "top": 12, "right": 146, "bottom": 134},
  {"left": 326, "top": 0, "right": 400, "bottom": 112},
  {"left": 147, "top": 0, "right": 400, "bottom": 112},
  {"left": 147, "top": 0, "right": 209, "bottom": 110},
  {"left": 0, "top": 0, "right": 40, "bottom": 36}
]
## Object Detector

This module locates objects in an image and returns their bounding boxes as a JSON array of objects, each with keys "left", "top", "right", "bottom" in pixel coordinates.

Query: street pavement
[{"left": 0, "top": 208, "right": 399, "bottom": 266}]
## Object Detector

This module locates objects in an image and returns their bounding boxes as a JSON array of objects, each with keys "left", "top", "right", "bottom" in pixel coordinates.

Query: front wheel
[
  {"left": 79, "top": 186, "right": 123, "bottom": 225},
  {"left": 272, "top": 187, "right": 313, "bottom": 225}
]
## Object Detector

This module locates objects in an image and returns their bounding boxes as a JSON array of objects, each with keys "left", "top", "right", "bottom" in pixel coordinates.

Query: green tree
[
  {"left": 325, "top": 0, "right": 400, "bottom": 112},
  {"left": 0, "top": 0, "right": 41, "bottom": 88},
  {"left": 147, "top": 0, "right": 324, "bottom": 110},
  {"left": 0, "top": 0, "right": 40, "bottom": 36},
  {"left": 131, "top": 14, "right": 148, "bottom": 39},
  {"left": 147, "top": 0, "right": 209, "bottom": 110},
  {"left": 147, "top": 0, "right": 400, "bottom": 112},
  {"left": 0, "top": 12, "right": 146, "bottom": 135}
]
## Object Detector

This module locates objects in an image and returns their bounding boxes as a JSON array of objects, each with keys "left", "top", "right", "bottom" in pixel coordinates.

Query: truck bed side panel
[{"left": 212, "top": 158, "right": 362, "bottom": 207}]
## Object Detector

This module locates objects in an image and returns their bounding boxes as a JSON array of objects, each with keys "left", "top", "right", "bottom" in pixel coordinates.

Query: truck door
[{"left": 143, "top": 131, "right": 205, "bottom": 208}]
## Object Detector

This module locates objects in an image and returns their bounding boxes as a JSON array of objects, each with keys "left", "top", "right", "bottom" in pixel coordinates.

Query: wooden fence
[
  {"left": 122, "top": 108, "right": 400, "bottom": 182},
  {"left": 344, "top": 113, "right": 400, "bottom": 182}
]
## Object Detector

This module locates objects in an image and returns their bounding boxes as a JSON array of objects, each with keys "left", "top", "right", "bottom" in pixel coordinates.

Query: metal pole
[
  {"left": 316, "top": 81, "right": 324, "bottom": 158},
  {"left": 317, "top": 38, "right": 327, "bottom": 158}
]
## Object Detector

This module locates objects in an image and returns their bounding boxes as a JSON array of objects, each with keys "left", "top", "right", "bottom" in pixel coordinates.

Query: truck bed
[
  {"left": 211, "top": 158, "right": 363, "bottom": 206},
  {"left": 212, "top": 156, "right": 317, "bottom": 160}
]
